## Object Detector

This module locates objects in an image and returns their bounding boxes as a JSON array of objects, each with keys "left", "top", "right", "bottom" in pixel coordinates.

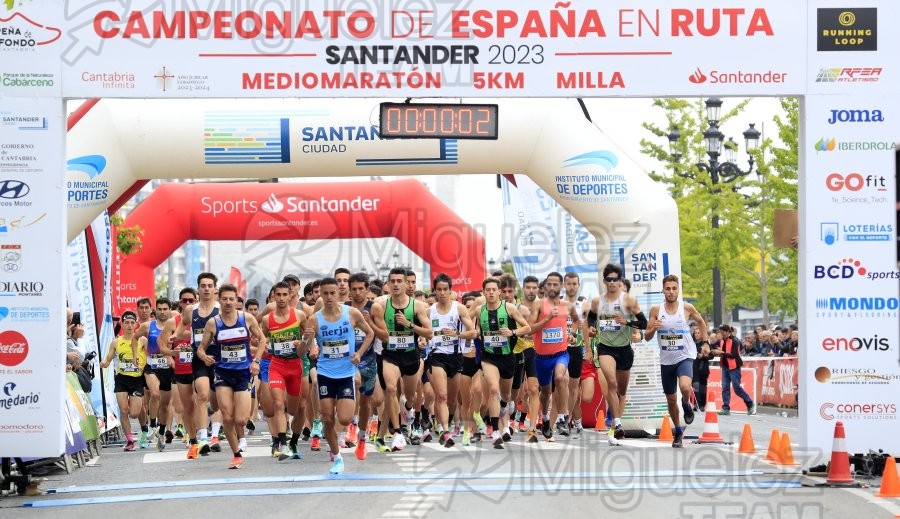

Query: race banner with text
[
  {"left": 0, "top": 97, "right": 66, "bottom": 458},
  {"left": 88, "top": 211, "right": 120, "bottom": 432},
  {"left": 53, "top": 0, "right": 806, "bottom": 98}
]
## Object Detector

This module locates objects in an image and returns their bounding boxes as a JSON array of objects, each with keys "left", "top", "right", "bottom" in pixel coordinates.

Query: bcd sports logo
[
  {"left": 820, "top": 402, "right": 896, "bottom": 421},
  {"left": 813, "top": 257, "right": 866, "bottom": 279}
]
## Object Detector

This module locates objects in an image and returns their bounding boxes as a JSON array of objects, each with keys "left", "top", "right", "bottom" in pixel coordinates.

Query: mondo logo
[
  {"left": 0, "top": 330, "right": 28, "bottom": 367},
  {"left": 820, "top": 402, "right": 896, "bottom": 421},
  {"left": 813, "top": 257, "right": 866, "bottom": 279}
]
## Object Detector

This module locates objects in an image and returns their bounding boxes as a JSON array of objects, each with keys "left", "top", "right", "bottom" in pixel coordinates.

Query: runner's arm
[
  {"left": 507, "top": 303, "right": 531, "bottom": 336},
  {"left": 643, "top": 306, "right": 661, "bottom": 341},
  {"left": 413, "top": 301, "right": 434, "bottom": 340},
  {"left": 100, "top": 338, "right": 117, "bottom": 368},
  {"left": 349, "top": 308, "right": 374, "bottom": 361},
  {"left": 458, "top": 308, "right": 477, "bottom": 340},
  {"left": 370, "top": 302, "right": 390, "bottom": 342}
]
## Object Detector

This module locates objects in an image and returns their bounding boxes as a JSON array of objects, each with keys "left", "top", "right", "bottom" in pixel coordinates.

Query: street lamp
[
  {"left": 666, "top": 97, "right": 761, "bottom": 327},
  {"left": 392, "top": 251, "right": 400, "bottom": 268},
  {"left": 488, "top": 257, "right": 497, "bottom": 272}
]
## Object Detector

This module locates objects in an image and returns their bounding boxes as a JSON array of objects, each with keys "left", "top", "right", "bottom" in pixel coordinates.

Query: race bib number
[
  {"left": 659, "top": 333, "right": 685, "bottom": 351},
  {"left": 273, "top": 341, "right": 296, "bottom": 357},
  {"left": 148, "top": 355, "right": 168, "bottom": 369},
  {"left": 483, "top": 334, "right": 509, "bottom": 354},
  {"left": 179, "top": 350, "right": 193, "bottom": 363},
  {"left": 438, "top": 334, "right": 457, "bottom": 348},
  {"left": 387, "top": 334, "right": 414, "bottom": 351},
  {"left": 599, "top": 317, "right": 621, "bottom": 332},
  {"left": 542, "top": 327, "right": 563, "bottom": 344},
  {"left": 322, "top": 340, "right": 351, "bottom": 359},
  {"left": 221, "top": 345, "right": 247, "bottom": 363},
  {"left": 354, "top": 329, "right": 366, "bottom": 347},
  {"left": 193, "top": 332, "right": 204, "bottom": 345},
  {"left": 120, "top": 361, "right": 139, "bottom": 373}
]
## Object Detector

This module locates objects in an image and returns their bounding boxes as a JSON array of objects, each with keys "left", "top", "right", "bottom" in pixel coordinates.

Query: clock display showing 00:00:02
[{"left": 380, "top": 104, "right": 498, "bottom": 139}]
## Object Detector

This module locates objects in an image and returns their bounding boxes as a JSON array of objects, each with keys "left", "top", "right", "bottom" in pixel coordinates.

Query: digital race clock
[{"left": 379, "top": 103, "right": 498, "bottom": 140}]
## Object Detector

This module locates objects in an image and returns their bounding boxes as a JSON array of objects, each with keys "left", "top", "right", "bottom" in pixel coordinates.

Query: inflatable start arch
[{"left": 117, "top": 179, "right": 487, "bottom": 306}]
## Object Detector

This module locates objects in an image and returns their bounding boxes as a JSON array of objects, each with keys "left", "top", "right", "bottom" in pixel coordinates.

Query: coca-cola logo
[{"left": 0, "top": 331, "right": 28, "bottom": 366}]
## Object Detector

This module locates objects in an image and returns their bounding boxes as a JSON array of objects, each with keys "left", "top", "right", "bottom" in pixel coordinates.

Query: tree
[
  {"left": 640, "top": 98, "right": 798, "bottom": 324},
  {"left": 110, "top": 212, "right": 144, "bottom": 256}
]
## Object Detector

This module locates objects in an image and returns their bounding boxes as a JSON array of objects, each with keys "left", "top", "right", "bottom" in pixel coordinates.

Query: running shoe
[
  {"left": 748, "top": 403, "right": 758, "bottom": 416},
  {"left": 338, "top": 436, "right": 348, "bottom": 449},
  {"left": 238, "top": 438, "right": 247, "bottom": 453},
  {"left": 614, "top": 424, "right": 625, "bottom": 440},
  {"left": 199, "top": 440, "right": 211, "bottom": 456},
  {"left": 452, "top": 424, "right": 461, "bottom": 437},
  {"left": 683, "top": 403, "right": 695, "bottom": 425},
  {"left": 422, "top": 429, "right": 433, "bottom": 443},
  {"left": 605, "top": 414, "right": 613, "bottom": 429},
  {"left": 345, "top": 435, "right": 356, "bottom": 448},
  {"left": 526, "top": 430, "right": 539, "bottom": 443},
  {"left": 556, "top": 420, "right": 570, "bottom": 437},
  {"left": 311, "top": 419, "right": 324, "bottom": 439},
  {"left": 541, "top": 420, "right": 553, "bottom": 439},
  {"left": 146, "top": 427, "right": 157, "bottom": 443},
  {"left": 246, "top": 420, "right": 256, "bottom": 433},
  {"left": 718, "top": 408, "right": 731, "bottom": 416},
  {"left": 210, "top": 437, "right": 222, "bottom": 453},
  {"left": 124, "top": 440, "right": 136, "bottom": 452},
  {"left": 492, "top": 432, "right": 504, "bottom": 450},
  {"left": 355, "top": 438, "right": 367, "bottom": 460},
  {"left": 139, "top": 432, "right": 149, "bottom": 449},
  {"left": 572, "top": 426, "right": 583, "bottom": 440},
  {"left": 391, "top": 433, "right": 406, "bottom": 452},
  {"left": 442, "top": 432, "right": 454, "bottom": 448},
  {"left": 229, "top": 456, "right": 243, "bottom": 469},
  {"left": 439, "top": 432, "right": 447, "bottom": 445},
  {"left": 157, "top": 435, "right": 166, "bottom": 452},
  {"left": 174, "top": 424, "right": 185, "bottom": 439},
  {"left": 672, "top": 428, "right": 684, "bottom": 448},
  {"left": 367, "top": 419, "right": 379, "bottom": 440},
  {"left": 472, "top": 431, "right": 482, "bottom": 443},
  {"left": 330, "top": 455, "right": 345, "bottom": 474},
  {"left": 518, "top": 421, "right": 527, "bottom": 433},
  {"left": 165, "top": 429, "right": 174, "bottom": 444},
  {"left": 502, "top": 431, "right": 512, "bottom": 443},
  {"left": 375, "top": 438, "right": 390, "bottom": 453},
  {"left": 347, "top": 423, "right": 359, "bottom": 443},
  {"left": 473, "top": 412, "right": 486, "bottom": 431},
  {"left": 218, "top": 431, "right": 226, "bottom": 441},
  {"left": 187, "top": 443, "right": 199, "bottom": 459},
  {"left": 289, "top": 443, "right": 303, "bottom": 460},
  {"left": 302, "top": 426, "right": 311, "bottom": 442},
  {"left": 461, "top": 429, "right": 472, "bottom": 446},
  {"left": 274, "top": 444, "right": 290, "bottom": 461},
  {"left": 607, "top": 427, "right": 621, "bottom": 446},
  {"left": 311, "top": 437, "right": 321, "bottom": 451}
]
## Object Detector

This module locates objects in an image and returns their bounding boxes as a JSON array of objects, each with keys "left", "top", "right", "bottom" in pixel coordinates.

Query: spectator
[
  {"left": 66, "top": 309, "right": 84, "bottom": 369},
  {"left": 711, "top": 324, "right": 757, "bottom": 416},
  {"left": 692, "top": 327, "right": 711, "bottom": 411},
  {"left": 742, "top": 334, "right": 760, "bottom": 356},
  {"left": 758, "top": 331, "right": 777, "bottom": 356},
  {"left": 783, "top": 330, "right": 799, "bottom": 356}
]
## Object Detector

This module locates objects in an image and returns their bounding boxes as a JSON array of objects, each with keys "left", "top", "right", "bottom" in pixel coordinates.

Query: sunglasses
[
  {"left": 180, "top": 298, "right": 196, "bottom": 304},
  {"left": 604, "top": 277, "right": 620, "bottom": 282}
]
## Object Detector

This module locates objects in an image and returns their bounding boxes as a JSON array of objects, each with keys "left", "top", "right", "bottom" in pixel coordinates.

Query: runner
[
  {"left": 515, "top": 276, "right": 541, "bottom": 441},
  {"left": 644, "top": 274, "right": 709, "bottom": 448},
  {"left": 457, "top": 293, "right": 481, "bottom": 446},
  {"left": 428, "top": 273, "right": 476, "bottom": 448},
  {"left": 145, "top": 297, "right": 175, "bottom": 451},
  {"left": 562, "top": 272, "right": 588, "bottom": 437},
  {"left": 164, "top": 288, "right": 200, "bottom": 458},
  {"left": 586, "top": 263, "right": 647, "bottom": 445},
  {"left": 99, "top": 310, "right": 147, "bottom": 452},
  {"left": 498, "top": 274, "right": 526, "bottom": 441},
  {"left": 304, "top": 277, "right": 374, "bottom": 474},
  {"left": 346, "top": 272, "right": 383, "bottom": 459},
  {"left": 258, "top": 281, "right": 309, "bottom": 461},
  {"left": 529, "top": 272, "right": 580, "bottom": 441},
  {"left": 197, "top": 283, "right": 266, "bottom": 469},
  {"left": 474, "top": 277, "right": 531, "bottom": 449},
  {"left": 371, "top": 267, "right": 433, "bottom": 452}
]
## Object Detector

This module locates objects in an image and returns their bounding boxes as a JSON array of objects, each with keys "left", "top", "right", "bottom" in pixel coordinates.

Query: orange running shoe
[
  {"left": 228, "top": 456, "right": 243, "bottom": 469},
  {"left": 347, "top": 423, "right": 359, "bottom": 442},
  {"left": 311, "top": 437, "right": 321, "bottom": 451},
  {"left": 355, "top": 438, "right": 367, "bottom": 460},
  {"left": 187, "top": 444, "right": 199, "bottom": 460}
]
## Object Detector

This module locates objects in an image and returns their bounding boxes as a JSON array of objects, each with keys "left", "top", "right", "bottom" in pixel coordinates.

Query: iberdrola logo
[{"left": 814, "top": 137, "right": 836, "bottom": 152}]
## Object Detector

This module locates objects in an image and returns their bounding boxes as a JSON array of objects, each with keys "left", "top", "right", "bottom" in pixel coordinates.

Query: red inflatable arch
[{"left": 114, "top": 179, "right": 485, "bottom": 311}]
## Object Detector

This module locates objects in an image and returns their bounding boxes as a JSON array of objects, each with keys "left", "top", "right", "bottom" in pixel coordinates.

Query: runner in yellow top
[{"left": 100, "top": 310, "right": 148, "bottom": 452}]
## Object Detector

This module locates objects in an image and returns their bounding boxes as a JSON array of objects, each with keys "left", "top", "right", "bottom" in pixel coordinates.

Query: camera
[{"left": 71, "top": 312, "right": 82, "bottom": 326}]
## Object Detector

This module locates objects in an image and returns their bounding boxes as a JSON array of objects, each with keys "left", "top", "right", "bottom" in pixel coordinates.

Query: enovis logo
[{"left": 821, "top": 335, "right": 890, "bottom": 352}]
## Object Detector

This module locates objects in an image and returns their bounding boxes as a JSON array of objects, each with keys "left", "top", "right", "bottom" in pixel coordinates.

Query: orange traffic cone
[
  {"left": 826, "top": 421, "right": 854, "bottom": 485},
  {"left": 737, "top": 424, "right": 756, "bottom": 454},
  {"left": 658, "top": 416, "right": 674, "bottom": 443},
  {"left": 697, "top": 401, "right": 727, "bottom": 443},
  {"left": 595, "top": 407, "right": 607, "bottom": 431},
  {"left": 776, "top": 432, "right": 799, "bottom": 466},
  {"left": 764, "top": 429, "right": 781, "bottom": 462},
  {"left": 875, "top": 456, "right": 900, "bottom": 498}
]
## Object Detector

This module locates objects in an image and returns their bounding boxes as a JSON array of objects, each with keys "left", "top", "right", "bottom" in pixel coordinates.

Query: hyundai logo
[{"left": 0, "top": 180, "right": 30, "bottom": 200}]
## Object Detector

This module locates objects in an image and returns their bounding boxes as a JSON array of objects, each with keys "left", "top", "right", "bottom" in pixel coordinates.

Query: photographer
[{"left": 66, "top": 308, "right": 84, "bottom": 369}]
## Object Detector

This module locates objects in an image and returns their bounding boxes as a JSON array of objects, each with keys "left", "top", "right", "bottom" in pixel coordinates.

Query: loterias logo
[
  {"left": 820, "top": 402, "right": 896, "bottom": 421},
  {"left": 814, "top": 366, "right": 900, "bottom": 385},
  {"left": 813, "top": 137, "right": 894, "bottom": 152},
  {"left": 817, "top": 8, "right": 877, "bottom": 51},
  {"left": 821, "top": 335, "right": 891, "bottom": 352},
  {"left": 820, "top": 222, "right": 893, "bottom": 245},
  {"left": 688, "top": 67, "right": 786, "bottom": 84}
]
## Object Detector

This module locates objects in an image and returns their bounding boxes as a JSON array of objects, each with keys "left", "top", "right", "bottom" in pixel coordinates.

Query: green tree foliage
[{"left": 640, "top": 98, "right": 798, "bottom": 324}]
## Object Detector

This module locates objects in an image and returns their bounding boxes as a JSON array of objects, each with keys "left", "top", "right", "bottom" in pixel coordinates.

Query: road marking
[{"left": 26, "top": 480, "right": 804, "bottom": 508}]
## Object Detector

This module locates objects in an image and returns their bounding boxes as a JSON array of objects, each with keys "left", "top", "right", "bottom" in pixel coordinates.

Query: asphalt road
[{"left": 2, "top": 411, "right": 898, "bottom": 518}]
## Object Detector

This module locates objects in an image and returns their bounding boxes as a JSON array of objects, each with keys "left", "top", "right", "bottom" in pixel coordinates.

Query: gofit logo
[
  {"left": 813, "top": 258, "right": 866, "bottom": 279},
  {"left": 825, "top": 172, "right": 887, "bottom": 192},
  {"left": 821, "top": 335, "right": 890, "bottom": 352},
  {"left": 0, "top": 330, "right": 28, "bottom": 367},
  {"left": 820, "top": 402, "right": 896, "bottom": 420},
  {"left": 688, "top": 68, "right": 786, "bottom": 84}
]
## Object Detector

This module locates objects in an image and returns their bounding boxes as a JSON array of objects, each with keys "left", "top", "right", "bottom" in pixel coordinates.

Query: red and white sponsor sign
[{"left": 0, "top": 330, "right": 29, "bottom": 366}]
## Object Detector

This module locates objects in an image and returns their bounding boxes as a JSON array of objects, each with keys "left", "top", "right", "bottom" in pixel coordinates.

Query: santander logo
[
  {"left": 0, "top": 330, "right": 29, "bottom": 367},
  {"left": 260, "top": 194, "right": 284, "bottom": 213},
  {"left": 689, "top": 68, "right": 708, "bottom": 84}
]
